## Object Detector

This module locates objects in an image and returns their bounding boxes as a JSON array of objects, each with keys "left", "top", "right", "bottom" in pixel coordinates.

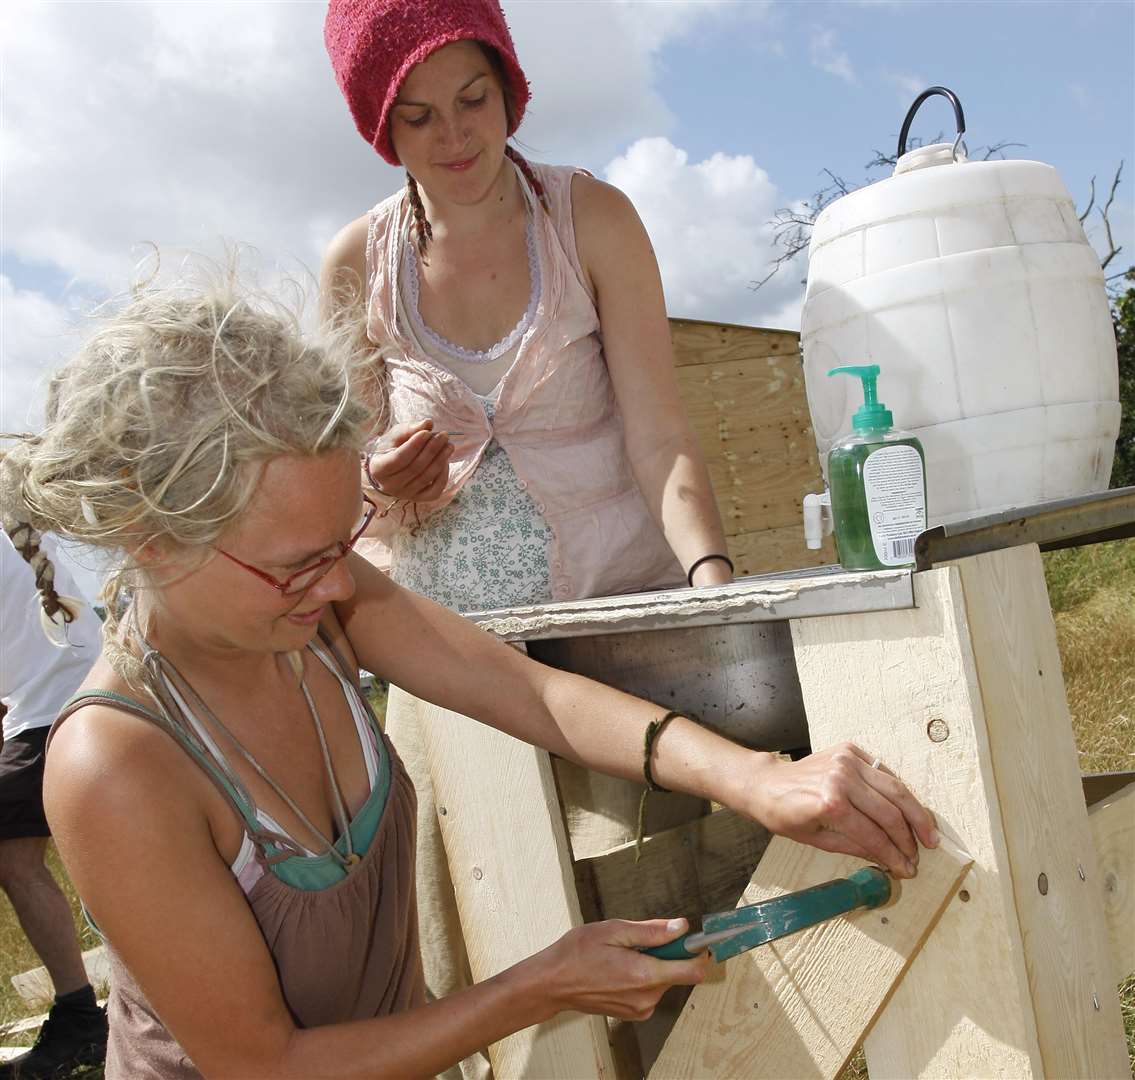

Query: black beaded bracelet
[{"left": 686, "top": 553, "right": 734, "bottom": 587}]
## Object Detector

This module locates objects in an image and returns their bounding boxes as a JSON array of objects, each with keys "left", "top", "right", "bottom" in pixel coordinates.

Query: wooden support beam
[
  {"left": 1088, "top": 782, "right": 1134, "bottom": 979},
  {"left": 415, "top": 697, "right": 615, "bottom": 1080},
  {"left": 952, "top": 548, "right": 1128, "bottom": 1075},
  {"left": 649, "top": 837, "right": 972, "bottom": 1079},
  {"left": 573, "top": 808, "right": 771, "bottom": 925},
  {"left": 788, "top": 550, "right": 1127, "bottom": 1078}
]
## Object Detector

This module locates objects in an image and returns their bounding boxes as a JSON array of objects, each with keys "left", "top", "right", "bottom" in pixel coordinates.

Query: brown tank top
[{"left": 52, "top": 649, "right": 424, "bottom": 1078}]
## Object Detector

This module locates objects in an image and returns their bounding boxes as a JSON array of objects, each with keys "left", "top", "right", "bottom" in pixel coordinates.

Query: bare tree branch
[
  {"left": 979, "top": 140, "right": 1025, "bottom": 161},
  {"left": 1098, "top": 160, "right": 1124, "bottom": 271},
  {"left": 1079, "top": 176, "right": 1096, "bottom": 224}
]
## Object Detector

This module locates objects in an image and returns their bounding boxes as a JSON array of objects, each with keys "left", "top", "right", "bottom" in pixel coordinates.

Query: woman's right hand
[
  {"left": 364, "top": 419, "right": 454, "bottom": 502},
  {"left": 528, "top": 918, "right": 711, "bottom": 1022}
]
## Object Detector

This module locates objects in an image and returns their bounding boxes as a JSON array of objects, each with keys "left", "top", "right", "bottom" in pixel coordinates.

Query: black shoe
[{"left": 0, "top": 1001, "right": 108, "bottom": 1079}]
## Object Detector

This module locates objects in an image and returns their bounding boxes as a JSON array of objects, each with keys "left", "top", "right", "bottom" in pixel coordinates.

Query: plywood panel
[
  {"left": 650, "top": 837, "right": 971, "bottom": 1079},
  {"left": 669, "top": 318, "right": 800, "bottom": 369},
  {"left": 669, "top": 318, "right": 828, "bottom": 551},
  {"left": 727, "top": 523, "right": 837, "bottom": 576}
]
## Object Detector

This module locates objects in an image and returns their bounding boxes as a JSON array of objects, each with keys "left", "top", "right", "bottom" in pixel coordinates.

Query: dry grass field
[{"left": 2, "top": 542, "right": 1132, "bottom": 1077}]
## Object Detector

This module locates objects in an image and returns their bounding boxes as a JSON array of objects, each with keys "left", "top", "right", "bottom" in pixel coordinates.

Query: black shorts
[{"left": 0, "top": 726, "right": 51, "bottom": 840}]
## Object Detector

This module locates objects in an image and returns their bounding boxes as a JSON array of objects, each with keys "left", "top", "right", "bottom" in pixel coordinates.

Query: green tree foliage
[{"left": 1112, "top": 269, "right": 1135, "bottom": 488}]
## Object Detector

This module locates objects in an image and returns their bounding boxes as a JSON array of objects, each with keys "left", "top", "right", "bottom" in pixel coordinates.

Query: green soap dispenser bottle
[{"left": 826, "top": 365, "right": 927, "bottom": 570}]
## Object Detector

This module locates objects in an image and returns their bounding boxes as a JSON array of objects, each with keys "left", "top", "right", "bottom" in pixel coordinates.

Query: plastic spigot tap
[{"left": 828, "top": 365, "right": 894, "bottom": 434}]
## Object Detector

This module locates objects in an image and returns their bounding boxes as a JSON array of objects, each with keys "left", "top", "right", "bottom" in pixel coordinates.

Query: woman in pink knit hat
[{"left": 320, "top": 1, "right": 740, "bottom": 1070}]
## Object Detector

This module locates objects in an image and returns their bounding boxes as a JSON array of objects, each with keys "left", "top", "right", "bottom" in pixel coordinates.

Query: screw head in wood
[
  {"left": 472, "top": 867, "right": 483, "bottom": 881},
  {"left": 1077, "top": 863, "right": 1085, "bottom": 881},
  {"left": 958, "top": 889, "right": 971, "bottom": 902},
  {"left": 1037, "top": 872, "right": 1049, "bottom": 895},
  {"left": 1092, "top": 992, "right": 1100, "bottom": 1011},
  {"left": 926, "top": 718, "right": 949, "bottom": 743}
]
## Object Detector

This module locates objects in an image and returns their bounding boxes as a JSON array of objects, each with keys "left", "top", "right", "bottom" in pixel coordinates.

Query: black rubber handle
[{"left": 897, "top": 86, "right": 966, "bottom": 158}]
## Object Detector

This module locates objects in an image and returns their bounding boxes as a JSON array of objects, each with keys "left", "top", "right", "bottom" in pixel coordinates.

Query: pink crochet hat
[{"left": 324, "top": 0, "right": 531, "bottom": 166}]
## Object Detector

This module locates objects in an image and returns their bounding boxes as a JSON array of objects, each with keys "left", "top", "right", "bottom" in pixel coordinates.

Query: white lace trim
[{"left": 401, "top": 211, "right": 541, "bottom": 365}]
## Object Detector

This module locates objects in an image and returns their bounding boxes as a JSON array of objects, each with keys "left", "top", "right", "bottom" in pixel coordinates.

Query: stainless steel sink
[{"left": 527, "top": 621, "right": 808, "bottom": 752}]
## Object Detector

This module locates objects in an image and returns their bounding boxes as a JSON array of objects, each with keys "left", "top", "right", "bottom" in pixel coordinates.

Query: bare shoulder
[
  {"left": 320, "top": 213, "right": 371, "bottom": 316},
  {"left": 569, "top": 173, "right": 654, "bottom": 289},
  {"left": 44, "top": 669, "right": 210, "bottom": 856},
  {"left": 570, "top": 173, "right": 641, "bottom": 239}
]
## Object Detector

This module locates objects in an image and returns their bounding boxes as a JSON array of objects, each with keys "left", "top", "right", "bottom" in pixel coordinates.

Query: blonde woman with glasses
[{"left": 0, "top": 273, "right": 937, "bottom": 1078}]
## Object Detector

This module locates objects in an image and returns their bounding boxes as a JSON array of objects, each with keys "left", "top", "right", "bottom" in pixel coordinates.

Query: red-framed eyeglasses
[{"left": 216, "top": 496, "right": 377, "bottom": 595}]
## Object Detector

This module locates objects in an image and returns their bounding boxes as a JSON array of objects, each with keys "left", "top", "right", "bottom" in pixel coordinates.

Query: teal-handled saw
[{"left": 642, "top": 866, "right": 891, "bottom": 962}]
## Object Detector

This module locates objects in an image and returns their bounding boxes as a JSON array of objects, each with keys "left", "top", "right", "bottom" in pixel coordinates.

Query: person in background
[
  {"left": 319, "top": 5, "right": 736, "bottom": 1058},
  {"left": 0, "top": 528, "right": 107, "bottom": 1079}
]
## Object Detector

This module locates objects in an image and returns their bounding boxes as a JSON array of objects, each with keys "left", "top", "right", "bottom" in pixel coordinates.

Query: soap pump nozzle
[{"left": 828, "top": 364, "right": 894, "bottom": 434}]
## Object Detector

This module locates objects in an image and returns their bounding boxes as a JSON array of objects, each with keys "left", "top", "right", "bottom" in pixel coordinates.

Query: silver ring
[{"left": 869, "top": 757, "right": 883, "bottom": 770}]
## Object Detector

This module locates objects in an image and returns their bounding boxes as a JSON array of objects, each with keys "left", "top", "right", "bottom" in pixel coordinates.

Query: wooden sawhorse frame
[{"left": 406, "top": 545, "right": 1131, "bottom": 1078}]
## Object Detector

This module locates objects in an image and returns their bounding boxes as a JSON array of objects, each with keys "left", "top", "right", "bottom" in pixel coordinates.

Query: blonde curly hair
[{"left": 0, "top": 266, "right": 377, "bottom": 683}]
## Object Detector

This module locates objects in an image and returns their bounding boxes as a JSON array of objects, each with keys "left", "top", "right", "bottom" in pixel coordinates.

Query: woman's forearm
[
  {"left": 527, "top": 662, "right": 766, "bottom": 815},
  {"left": 625, "top": 426, "right": 733, "bottom": 586}
]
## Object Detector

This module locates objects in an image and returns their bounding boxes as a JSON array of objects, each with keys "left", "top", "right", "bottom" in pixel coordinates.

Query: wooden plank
[
  {"left": 574, "top": 808, "right": 772, "bottom": 925},
  {"left": 669, "top": 318, "right": 800, "bottom": 369},
  {"left": 789, "top": 565, "right": 1044, "bottom": 1077},
  {"left": 1088, "top": 782, "right": 1135, "bottom": 979},
  {"left": 551, "top": 757, "right": 707, "bottom": 861},
  {"left": 727, "top": 524, "right": 837, "bottom": 577},
  {"left": 667, "top": 318, "right": 824, "bottom": 542},
  {"left": 649, "top": 836, "right": 972, "bottom": 1079},
  {"left": 669, "top": 319, "right": 833, "bottom": 576},
  {"left": 675, "top": 357, "right": 822, "bottom": 536},
  {"left": 415, "top": 697, "right": 615, "bottom": 1080},
  {"left": 953, "top": 547, "right": 1128, "bottom": 1076},
  {"left": 10, "top": 946, "right": 109, "bottom": 1009}
]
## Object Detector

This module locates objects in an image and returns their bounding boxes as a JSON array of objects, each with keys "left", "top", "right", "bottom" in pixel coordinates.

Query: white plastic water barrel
[{"left": 800, "top": 88, "right": 1120, "bottom": 525}]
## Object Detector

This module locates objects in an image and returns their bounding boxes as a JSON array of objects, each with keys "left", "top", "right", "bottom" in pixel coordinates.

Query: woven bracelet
[
  {"left": 643, "top": 710, "right": 686, "bottom": 793},
  {"left": 636, "top": 710, "right": 697, "bottom": 861},
  {"left": 686, "top": 553, "right": 734, "bottom": 587}
]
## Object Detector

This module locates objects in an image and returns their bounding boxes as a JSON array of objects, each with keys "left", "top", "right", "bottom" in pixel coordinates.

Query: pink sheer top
[{"left": 362, "top": 161, "right": 682, "bottom": 601}]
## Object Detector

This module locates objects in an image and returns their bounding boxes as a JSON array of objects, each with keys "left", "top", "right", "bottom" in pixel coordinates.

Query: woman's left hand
[{"left": 742, "top": 743, "right": 939, "bottom": 878}]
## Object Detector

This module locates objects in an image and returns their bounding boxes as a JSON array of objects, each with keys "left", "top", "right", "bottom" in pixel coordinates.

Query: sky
[{"left": 2, "top": 0, "right": 1133, "bottom": 443}]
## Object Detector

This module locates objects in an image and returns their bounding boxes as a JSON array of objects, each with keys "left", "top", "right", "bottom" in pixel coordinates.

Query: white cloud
[
  {"left": 0, "top": 277, "right": 82, "bottom": 432},
  {"left": 604, "top": 137, "right": 805, "bottom": 329},
  {"left": 810, "top": 28, "right": 857, "bottom": 85},
  {"left": 884, "top": 71, "right": 928, "bottom": 103}
]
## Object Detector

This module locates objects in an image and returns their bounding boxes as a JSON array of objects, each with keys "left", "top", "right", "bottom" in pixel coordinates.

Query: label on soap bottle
[{"left": 862, "top": 445, "right": 926, "bottom": 566}]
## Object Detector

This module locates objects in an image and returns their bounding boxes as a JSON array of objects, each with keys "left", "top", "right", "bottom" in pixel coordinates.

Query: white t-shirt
[{"left": 2, "top": 530, "right": 102, "bottom": 741}]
